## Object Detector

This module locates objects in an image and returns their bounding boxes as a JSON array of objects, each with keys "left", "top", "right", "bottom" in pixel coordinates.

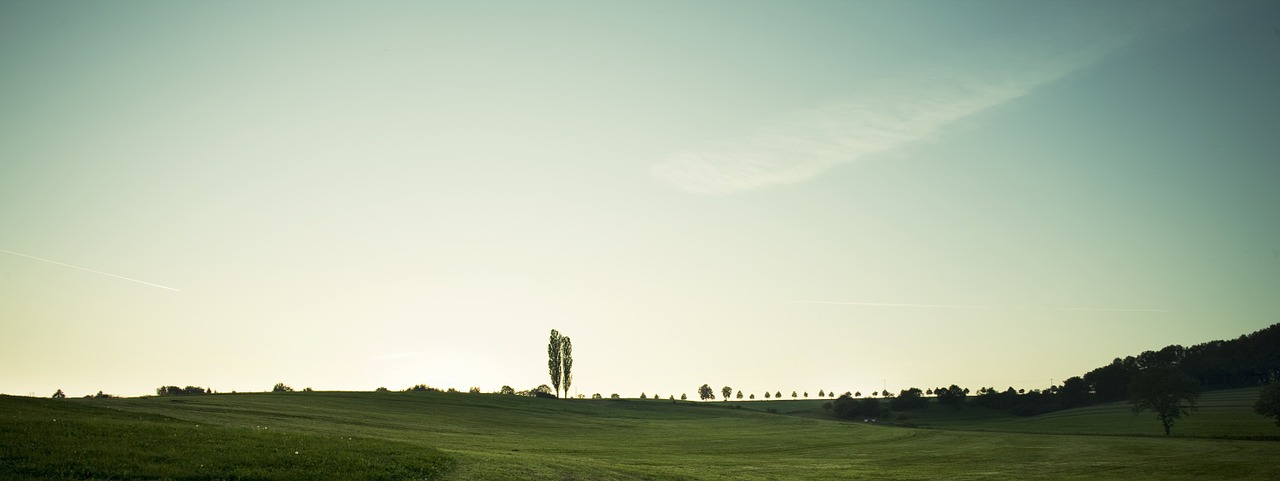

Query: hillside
[{"left": 4, "top": 390, "right": 1279, "bottom": 480}]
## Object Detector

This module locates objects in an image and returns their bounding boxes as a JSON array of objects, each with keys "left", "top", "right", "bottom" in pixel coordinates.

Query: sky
[{"left": 2, "top": 0, "right": 1278, "bottom": 399}]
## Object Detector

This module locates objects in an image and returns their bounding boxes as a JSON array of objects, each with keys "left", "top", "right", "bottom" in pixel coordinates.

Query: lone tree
[
  {"left": 548, "top": 330, "right": 563, "bottom": 398},
  {"left": 698, "top": 384, "right": 715, "bottom": 401},
  {"left": 561, "top": 336, "right": 573, "bottom": 398},
  {"left": 1129, "top": 367, "right": 1201, "bottom": 435},
  {"left": 736, "top": 390, "right": 744, "bottom": 400},
  {"left": 721, "top": 386, "right": 733, "bottom": 401},
  {"left": 764, "top": 391, "right": 771, "bottom": 399},
  {"left": 1255, "top": 382, "right": 1280, "bottom": 426},
  {"left": 51, "top": 389, "right": 65, "bottom": 399}
]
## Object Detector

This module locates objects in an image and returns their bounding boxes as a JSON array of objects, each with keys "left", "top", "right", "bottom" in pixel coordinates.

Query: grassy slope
[
  {"left": 902, "top": 387, "right": 1276, "bottom": 438},
  {"left": 3, "top": 391, "right": 1278, "bottom": 480}
]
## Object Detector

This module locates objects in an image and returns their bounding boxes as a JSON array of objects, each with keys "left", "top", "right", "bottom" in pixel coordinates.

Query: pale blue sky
[{"left": 2, "top": 1, "right": 1277, "bottom": 398}]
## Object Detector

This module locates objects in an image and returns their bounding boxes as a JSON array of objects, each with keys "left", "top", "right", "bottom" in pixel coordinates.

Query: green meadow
[{"left": 2, "top": 389, "right": 1277, "bottom": 480}]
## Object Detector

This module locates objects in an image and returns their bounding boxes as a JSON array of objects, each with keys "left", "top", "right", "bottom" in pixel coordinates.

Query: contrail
[
  {"left": 0, "top": 249, "right": 181, "bottom": 292},
  {"left": 788, "top": 300, "right": 1167, "bottom": 313}
]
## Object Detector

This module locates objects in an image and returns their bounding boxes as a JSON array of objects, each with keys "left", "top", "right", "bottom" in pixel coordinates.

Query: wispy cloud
[
  {"left": 789, "top": 300, "right": 1168, "bottom": 313},
  {"left": 651, "top": 31, "right": 1129, "bottom": 195},
  {"left": 1, "top": 249, "right": 181, "bottom": 292}
]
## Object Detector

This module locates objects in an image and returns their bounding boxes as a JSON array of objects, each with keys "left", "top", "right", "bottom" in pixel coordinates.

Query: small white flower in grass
[{"left": 294, "top": 451, "right": 299, "bottom": 455}]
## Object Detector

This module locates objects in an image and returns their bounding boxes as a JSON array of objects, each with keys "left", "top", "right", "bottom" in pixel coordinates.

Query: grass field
[{"left": 2, "top": 389, "right": 1278, "bottom": 480}]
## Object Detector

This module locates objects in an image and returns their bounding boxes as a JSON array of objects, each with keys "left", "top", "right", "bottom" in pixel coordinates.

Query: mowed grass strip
[
  {"left": 0, "top": 395, "right": 454, "bottom": 481},
  {"left": 6, "top": 391, "right": 1280, "bottom": 480}
]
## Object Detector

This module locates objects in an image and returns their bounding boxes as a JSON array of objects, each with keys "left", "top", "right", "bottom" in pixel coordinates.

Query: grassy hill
[
  {"left": 900, "top": 387, "right": 1276, "bottom": 438},
  {"left": 3, "top": 390, "right": 1278, "bottom": 480}
]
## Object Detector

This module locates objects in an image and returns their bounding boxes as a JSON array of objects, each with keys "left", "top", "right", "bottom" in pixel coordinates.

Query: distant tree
[
  {"left": 640, "top": 392, "right": 647, "bottom": 399},
  {"left": 533, "top": 384, "right": 553, "bottom": 396},
  {"left": 610, "top": 393, "right": 620, "bottom": 399},
  {"left": 722, "top": 386, "right": 733, "bottom": 401},
  {"left": 764, "top": 391, "right": 771, "bottom": 399},
  {"left": 889, "top": 388, "right": 928, "bottom": 411},
  {"left": 468, "top": 387, "right": 481, "bottom": 394},
  {"left": 375, "top": 387, "right": 390, "bottom": 392},
  {"left": 446, "top": 388, "right": 458, "bottom": 393},
  {"left": 302, "top": 387, "right": 314, "bottom": 392},
  {"left": 548, "top": 329, "right": 563, "bottom": 398},
  {"left": 854, "top": 391, "right": 861, "bottom": 398},
  {"left": 829, "top": 391, "right": 835, "bottom": 398},
  {"left": 1255, "top": 382, "right": 1280, "bottom": 426},
  {"left": 818, "top": 389, "right": 825, "bottom": 397},
  {"left": 936, "top": 385, "right": 967, "bottom": 410},
  {"left": 803, "top": 392, "right": 809, "bottom": 398},
  {"left": 681, "top": 393, "right": 687, "bottom": 400},
  {"left": 1129, "top": 367, "right": 1201, "bottom": 435},
  {"left": 791, "top": 391, "right": 798, "bottom": 399},
  {"left": 926, "top": 388, "right": 934, "bottom": 396},
  {"left": 500, "top": 385, "right": 516, "bottom": 395},
  {"left": 736, "top": 390, "right": 744, "bottom": 400},
  {"left": 592, "top": 393, "right": 602, "bottom": 399},
  {"left": 561, "top": 336, "right": 573, "bottom": 399},
  {"left": 93, "top": 391, "right": 112, "bottom": 399},
  {"left": 775, "top": 391, "right": 782, "bottom": 398},
  {"left": 669, "top": 395, "right": 675, "bottom": 400},
  {"left": 1059, "top": 376, "right": 1091, "bottom": 409},
  {"left": 273, "top": 382, "right": 294, "bottom": 393},
  {"left": 749, "top": 393, "right": 755, "bottom": 400},
  {"left": 699, "top": 384, "right": 715, "bottom": 401},
  {"left": 832, "top": 394, "right": 881, "bottom": 420},
  {"left": 52, "top": 389, "right": 65, "bottom": 399}
]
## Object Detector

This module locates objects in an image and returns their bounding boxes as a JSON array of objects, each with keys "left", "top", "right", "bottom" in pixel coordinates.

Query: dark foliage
[
  {"left": 832, "top": 395, "right": 882, "bottom": 420},
  {"left": 156, "top": 386, "right": 211, "bottom": 396},
  {"left": 1255, "top": 382, "right": 1280, "bottom": 426},
  {"left": 888, "top": 388, "right": 928, "bottom": 411}
]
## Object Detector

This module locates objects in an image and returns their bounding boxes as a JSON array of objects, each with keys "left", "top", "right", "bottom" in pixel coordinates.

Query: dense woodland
[{"left": 963, "top": 323, "right": 1280, "bottom": 416}]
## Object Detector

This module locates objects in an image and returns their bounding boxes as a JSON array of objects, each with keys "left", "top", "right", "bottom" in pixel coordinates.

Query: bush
[{"left": 832, "top": 395, "right": 880, "bottom": 420}]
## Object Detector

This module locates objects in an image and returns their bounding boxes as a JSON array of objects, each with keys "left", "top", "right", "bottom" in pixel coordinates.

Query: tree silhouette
[
  {"left": 721, "top": 386, "right": 733, "bottom": 401},
  {"left": 681, "top": 393, "right": 687, "bottom": 400},
  {"left": 736, "top": 390, "right": 744, "bottom": 400},
  {"left": 1129, "top": 367, "right": 1201, "bottom": 435},
  {"left": 1255, "top": 382, "right": 1280, "bottom": 426},
  {"left": 51, "top": 389, "right": 65, "bottom": 399},
  {"left": 561, "top": 336, "right": 573, "bottom": 399},
  {"left": 775, "top": 391, "right": 782, "bottom": 398},
  {"left": 500, "top": 385, "right": 515, "bottom": 395},
  {"left": 592, "top": 393, "right": 602, "bottom": 399},
  {"left": 640, "top": 392, "right": 647, "bottom": 399},
  {"left": 803, "top": 391, "right": 809, "bottom": 398},
  {"left": 548, "top": 329, "right": 563, "bottom": 398},
  {"left": 791, "top": 391, "right": 798, "bottom": 399},
  {"left": 764, "top": 391, "right": 771, "bottom": 399},
  {"left": 818, "top": 389, "right": 825, "bottom": 397},
  {"left": 699, "top": 384, "right": 715, "bottom": 401},
  {"left": 272, "top": 383, "right": 293, "bottom": 393}
]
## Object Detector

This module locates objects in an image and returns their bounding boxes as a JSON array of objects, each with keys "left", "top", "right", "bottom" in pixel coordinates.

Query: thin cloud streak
[
  {"left": 1, "top": 249, "right": 181, "bottom": 292},
  {"left": 651, "top": 33, "right": 1129, "bottom": 195},
  {"left": 789, "top": 300, "right": 1168, "bottom": 313}
]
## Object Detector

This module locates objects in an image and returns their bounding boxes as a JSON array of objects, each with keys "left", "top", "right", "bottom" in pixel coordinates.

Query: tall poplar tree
[
  {"left": 561, "top": 336, "right": 573, "bottom": 398},
  {"left": 548, "top": 329, "right": 563, "bottom": 398}
]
